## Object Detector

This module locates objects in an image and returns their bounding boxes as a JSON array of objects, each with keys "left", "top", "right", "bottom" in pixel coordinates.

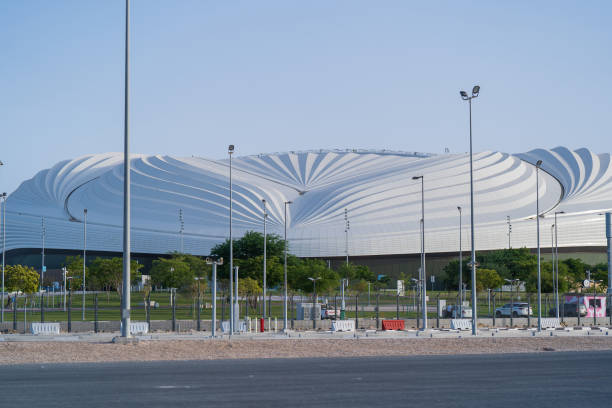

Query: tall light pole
[
  {"left": 41, "top": 217, "right": 45, "bottom": 292},
  {"left": 554, "top": 210, "right": 564, "bottom": 320},
  {"left": 179, "top": 208, "right": 184, "bottom": 253},
  {"left": 344, "top": 208, "right": 350, "bottom": 266},
  {"left": 120, "top": 0, "right": 131, "bottom": 338},
  {"left": 228, "top": 144, "right": 235, "bottom": 335},
  {"left": 1, "top": 192, "right": 6, "bottom": 323},
  {"left": 536, "top": 159, "right": 543, "bottom": 332},
  {"left": 82, "top": 208, "right": 87, "bottom": 320},
  {"left": 460, "top": 84, "right": 480, "bottom": 335},
  {"left": 308, "top": 277, "right": 321, "bottom": 304},
  {"left": 457, "top": 206, "right": 463, "bottom": 318},
  {"left": 283, "top": 200, "right": 292, "bottom": 331},
  {"left": 262, "top": 199, "right": 267, "bottom": 320},
  {"left": 507, "top": 215, "right": 512, "bottom": 249},
  {"left": 412, "top": 175, "right": 426, "bottom": 330},
  {"left": 606, "top": 213, "right": 611, "bottom": 305},
  {"left": 206, "top": 257, "right": 223, "bottom": 337},
  {"left": 234, "top": 265, "right": 239, "bottom": 325}
]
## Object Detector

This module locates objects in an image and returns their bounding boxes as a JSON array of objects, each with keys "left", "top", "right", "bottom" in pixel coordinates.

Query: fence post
[
  {"left": 577, "top": 295, "right": 581, "bottom": 327},
  {"left": 172, "top": 290, "right": 176, "bottom": 332},
  {"left": 396, "top": 294, "right": 399, "bottom": 320},
  {"left": 416, "top": 294, "right": 420, "bottom": 329},
  {"left": 436, "top": 295, "right": 440, "bottom": 328},
  {"left": 355, "top": 294, "right": 359, "bottom": 329},
  {"left": 94, "top": 294, "right": 99, "bottom": 333},
  {"left": 68, "top": 289, "right": 72, "bottom": 333},
  {"left": 527, "top": 295, "right": 531, "bottom": 328},
  {"left": 492, "top": 294, "right": 496, "bottom": 327},
  {"left": 510, "top": 290, "right": 514, "bottom": 328},
  {"left": 197, "top": 293, "right": 201, "bottom": 331},
  {"left": 561, "top": 295, "right": 565, "bottom": 324},
  {"left": 13, "top": 296, "right": 17, "bottom": 331},
  {"left": 146, "top": 292, "right": 151, "bottom": 328},
  {"left": 40, "top": 292, "right": 44, "bottom": 323},
  {"left": 376, "top": 293, "right": 380, "bottom": 330}
]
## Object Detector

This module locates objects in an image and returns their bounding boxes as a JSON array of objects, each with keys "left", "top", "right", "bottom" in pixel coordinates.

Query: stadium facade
[{"left": 2, "top": 147, "right": 611, "bottom": 278}]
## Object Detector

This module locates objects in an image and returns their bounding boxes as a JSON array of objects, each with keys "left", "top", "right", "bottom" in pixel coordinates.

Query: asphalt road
[{"left": 2, "top": 351, "right": 611, "bottom": 407}]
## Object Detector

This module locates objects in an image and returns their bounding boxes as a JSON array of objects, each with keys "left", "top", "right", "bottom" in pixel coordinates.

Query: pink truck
[{"left": 564, "top": 294, "right": 607, "bottom": 318}]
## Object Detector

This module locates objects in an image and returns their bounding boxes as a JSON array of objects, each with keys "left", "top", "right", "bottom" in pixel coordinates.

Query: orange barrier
[{"left": 382, "top": 320, "right": 405, "bottom": 331}]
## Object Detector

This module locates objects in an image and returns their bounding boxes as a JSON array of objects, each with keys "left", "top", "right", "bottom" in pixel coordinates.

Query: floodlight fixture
[{"left": 472, "top": 85, "right": 480, "bottom": 96}]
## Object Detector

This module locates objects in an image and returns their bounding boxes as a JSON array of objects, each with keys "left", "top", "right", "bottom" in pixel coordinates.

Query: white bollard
[
  {"left": 274, "top": 317, "right": 278, "bottom": 332},
  {"left": 268, "top": 317, "right": 271, "bottom": 332}
]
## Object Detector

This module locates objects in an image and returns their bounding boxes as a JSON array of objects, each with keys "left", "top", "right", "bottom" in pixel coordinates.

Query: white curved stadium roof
[{"left": 4, "top": 147, "right": 612, "bottom": 257}]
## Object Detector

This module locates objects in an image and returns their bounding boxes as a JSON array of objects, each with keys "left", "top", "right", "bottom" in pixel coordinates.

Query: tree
[
  {"left": 288, "top": 258, "right": 340, "bottom": 294},
  {"left": 150, "top": 257, "right": 192, "bottom": 290},
  {"left": 210, "top": 231, "right": 286, "bottom": 278},
  {"left": 234, "top": 255, "right": 284, "bottom": 288},
  {"left": 63, "top": 255, "right": 89, "bottom": 290},
  {"left": 88, "top": 257, "right": 142, "bottom": 299},
  {"left": 476, "top": 268, "right": 503, "bottom": 291},
  {"left": 5, "top": 265, "right": 39, "bottom": 294},
  {"left": 239, "top": 277, "right": 261, "bottom": 310}
]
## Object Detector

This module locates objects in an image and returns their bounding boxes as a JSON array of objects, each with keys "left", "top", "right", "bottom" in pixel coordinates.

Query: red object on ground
[
  {"left": 260, "top": 318, "right": 265, "bottom": 332},
  {"left": 382, "top": 320, "right": 405, "bottom": 331}
]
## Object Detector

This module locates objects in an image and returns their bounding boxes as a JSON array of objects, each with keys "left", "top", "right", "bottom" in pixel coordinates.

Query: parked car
[
  {"left": 442, "top": 305, "right": 472, "bottom": 318},
  {"left": 548, "top": 303, "right": 587, "bottom": 317},
  {"left": 495, "top": 302, "right": 532, "bottom": 317},
  {"left": 320, "top": 305, "right": 337, "bottom": 320}
]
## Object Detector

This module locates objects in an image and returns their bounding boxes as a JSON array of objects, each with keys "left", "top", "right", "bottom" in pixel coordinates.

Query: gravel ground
[{"left": 2, "top": 336, "right": 612, "bottom": 365}]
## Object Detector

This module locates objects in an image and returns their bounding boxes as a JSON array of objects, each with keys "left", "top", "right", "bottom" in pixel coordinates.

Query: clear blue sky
[{"left": 1, "top": 0, "right": 610, "bottom": 194}]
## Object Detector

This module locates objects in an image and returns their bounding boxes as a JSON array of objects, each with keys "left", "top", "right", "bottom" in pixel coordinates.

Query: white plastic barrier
[
  {"left": 220, "top": 321, "right": 248, "bottom": 333},
  {"left": 540, "top": 318, "right": 561, "bottom": 329},
  {"left": 451, "top": 319, "right": 472, "bottom": 331},
  {"left": 332, "top": 320, "right": 355, "bottom": 332},
  {"left": 120, "top": 322, "right": 149, "bottom": 335},
  {"left": 31, "top": 322, "right": 60, "bottom": 335},
  {"left": 221, "top": 321, "right": 230, "bottom": 333}
]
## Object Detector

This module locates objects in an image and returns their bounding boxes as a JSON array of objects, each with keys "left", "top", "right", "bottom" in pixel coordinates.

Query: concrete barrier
[
  {"left": 540, "top": 318, "right": 561, "bottom": 329},
  {"left": 120, "top": 322, "right": 149, "bottom": 335},
  {"left": 31, "top": 322, "right": 60, "bottom": 335},
  {"left": 451, "top": 319, "right": 472, "bottom": 331},
  {"left": 382, "top": 320, "right": 405, "bottom": 331},
  {"left": 331, "top": 320, "right": 355, "bottom": 332}
]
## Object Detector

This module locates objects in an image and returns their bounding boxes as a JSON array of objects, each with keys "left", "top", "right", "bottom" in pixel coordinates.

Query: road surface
[{"left": 2, "top": 351, "right": 610, "bottom": 407}]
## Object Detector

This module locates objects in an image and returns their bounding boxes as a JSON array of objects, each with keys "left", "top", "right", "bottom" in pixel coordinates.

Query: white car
[{"left": 495, "top": 302, "right": 532, "bottom": 317}]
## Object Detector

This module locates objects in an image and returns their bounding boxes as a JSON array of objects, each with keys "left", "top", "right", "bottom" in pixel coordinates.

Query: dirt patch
[{"left": 2, "top": 336, "right": 612, "bottom": 365}]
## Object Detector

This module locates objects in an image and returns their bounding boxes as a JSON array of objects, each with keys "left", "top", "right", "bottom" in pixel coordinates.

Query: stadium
[{"left": 2, "top": 146, "right": 611, "bottom": 278}]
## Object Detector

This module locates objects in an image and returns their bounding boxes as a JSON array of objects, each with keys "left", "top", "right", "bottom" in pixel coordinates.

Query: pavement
[
  {"left": 3, "top": 351, "right": 612, "bottom": 407},
  {"left": 0, "top": 325, "right": 610, "bottom": 342}
]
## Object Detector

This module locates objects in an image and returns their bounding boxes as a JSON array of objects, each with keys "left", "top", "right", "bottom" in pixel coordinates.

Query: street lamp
[
  {"left": 179, "top": 208, "right": 184, "bottom": 253},
  {"left": 262, "top": 199, "right": 268, "bottom": 320},
  {"left": 283, "top": 200, "right": 292, "bottom": 332},
  {"left": 228, "top": 144, "right": 235, "bottom": 335},
  {"left": 82, "top": 208, "right": 87, "bottom": 321},
  {"left": 120, "top": 0, "right": 131, "bottom": 339},
  {"left": 41, "top": 217, "right": 46, "bottom": 292},
  {"left": 554, "top": 210, "right": 564, "bottom": 320},
  {"left": 506, "top": 215, "right": 512, "bottom": 249},
  {"left": 460, "top": 84, "right": 480, "bottom": 335},
  {"left": 206, "top": 256, "right": 223, "bottom": 337},
  {"left": 1, "top": 192, "right": 6, "bottom": 323},
  {"left": 344, "top": 208, "right": 350, "bottom": 266},
  {"left": 457, "top": 206, "right": 462, "bottom": 318},
  {"left": 535, "top": 159, "right": 543, "bottom": 332},
  {"left": 412, "top": 175, "right": 426, "bottom": 330},
  {"left": 308, "top": 277, "right": 321, "bottom": 303}
]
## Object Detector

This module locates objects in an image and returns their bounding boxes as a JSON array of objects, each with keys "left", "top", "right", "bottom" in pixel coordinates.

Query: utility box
[
  {"left": 297, "top": 303, "right": 321, "bottom": 320},
  {"left": 437, "top": 299, "right": 446, "bottom": 317}
]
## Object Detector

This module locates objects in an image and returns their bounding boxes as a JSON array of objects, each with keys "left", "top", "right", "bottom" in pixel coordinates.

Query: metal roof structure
[{"left": 3, "top": 147, "right": 611, "bottom": 258}]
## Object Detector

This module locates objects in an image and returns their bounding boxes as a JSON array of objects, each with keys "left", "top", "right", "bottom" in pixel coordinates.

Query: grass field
[{"left": 1, "top": 289, "right": 579, "bottom": 324}]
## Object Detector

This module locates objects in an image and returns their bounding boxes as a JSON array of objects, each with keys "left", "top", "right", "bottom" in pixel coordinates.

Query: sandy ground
[{"left": 2, "top": 336, "right": 612, "bottom": 365}]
